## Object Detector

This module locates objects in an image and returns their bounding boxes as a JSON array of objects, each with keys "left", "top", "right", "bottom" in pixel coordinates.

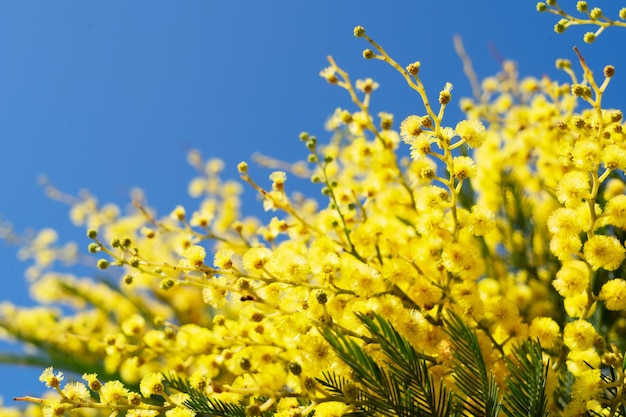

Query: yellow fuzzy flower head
[
  {"left": 451, "top": 156, "right": 477, "bottom": 180},
  {"left": 556, "top": 171, "right": 591, "bottom": 207},
  {"left": 455, "top": 119, "right": 486, "bottom": 148},
  {"left": 39, "top": 367, "right": 64, "bottom": 388},
  {"left": 140, "top": 372, "right": 165, "bottom": 398},
  {"left": 563, "top": 320, "right": 598, "bottom": 351},
  {"left": 553, "top": 260, "right": 590, "bottom": 298},
  {"left": 62, "top": 381, "right": 91, "bottom": 402},
  {"left": 571, "top": 139, "right": 601, "bottom": 171},
  {"left": 583, "top": 235, "right": 625, "bottom": 271},
  {"left": 400, "top": 115, "right": 423, "bottom": 142},
  {"left": 604, "top": 195, "right": 626, "bottom": 228},
  {"left": 183, "top": 245, "right": 207, "bottom": 268},
  {"left": 441, "top": 242, "right": 485, "bottom": 281},
  {"left": 599, "top": 279, "right": 626, "bottom": 311},
  {"left": 529, "top": 317, "right": 561, "bottom": 349},
  {"left": 99, "top": 380, "right": 129, "bottom": 405}
]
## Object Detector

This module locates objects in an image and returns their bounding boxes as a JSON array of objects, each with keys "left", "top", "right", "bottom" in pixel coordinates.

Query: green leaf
[
  {"left": 502, "top": 339, "right": 548, "bottom": 417},
  {"left": 164, "top": 372, "right": 249, "bottom": 417},
  {"left": 445, "top": 311, "right": 501, "bottom": 417},
  {"left": 355, "top": 312, "right": 455, "bottom": 417},
  {"left": 322, "top": 314, "right": 459, "bottom": 417}
]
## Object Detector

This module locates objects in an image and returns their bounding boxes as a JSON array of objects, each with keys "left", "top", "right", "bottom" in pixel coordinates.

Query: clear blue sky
[{"left": 1, "top": 1, "right": 624, "bottom": 404}]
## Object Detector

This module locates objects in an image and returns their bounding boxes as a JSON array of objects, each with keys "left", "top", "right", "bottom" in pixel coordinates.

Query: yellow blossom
[
  {"left": 39, "top": 367, "right": 63, "bottom": 388},
  {"left": 242, "top": 247, "right": 272, "bottom": 271},
  {"left": 529, "top": 317, "right": 561, "bottom": 349},
  {"left": 399, "top": 115, "right": 423, "bottom": 142},
  {"left": 61, "top": 381, "right": 91, "bottom": 402},
  {"left": 182, "top": 245, "right": 207, "bottom": 268},
  {"left": 604, "top": 194, "right": 626, "bottom": 228},
  {"left": 599, "top": 278, "right": 626, "bottom": 311},
  {"left": 563, "top": 320, "right": 598, "bottom": 351},
  {"left": 165, "top": 407, "right": 196, "bottom": 417},
  {"left": 213, "top": 248, "right": 235, "bottom": 269},
  {"left": 602, "top": 144, "right": 626, "bottom": 170},
  {"left": 450, "top": 156, "right": 477, "bottom": 180},
  {"left": 99, "top": 380, "right": 129, "bottom": 405},
  {"left": 455, "top": 119, "right": 487, "bottom": 148},
  {"left": 553, "top": 261, "right": 589, "bottom": 298},
  {"left": 441, "top": 241, "right": 485, "bottom": 281},
  {"left": 583, "top": 235, "right": 625, "bottom": 271},
  {"left": 571, "top": 139, "right": 601, "bottom": 171},
  {"left": 140, "top": 372, "right": 165, "bottom": 398},
  {"left": 556, "top": 171, "right": 591, "bottom": 207}
]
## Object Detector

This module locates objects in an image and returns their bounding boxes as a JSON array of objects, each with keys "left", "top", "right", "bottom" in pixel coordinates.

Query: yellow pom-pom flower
[
  {"left": 556, "top": 171, "right": 591, "bottom": 207},
  {"left": 583, "top": 235, "right": 625, "bottom": 271},
  {"left": 455, "top": 119, "right": 487, "bottom": 148},
  {"left": 563, "top": 320, "right": 598, "bottom": 351},
  {"left": 599, "top": 279, "right": 626, "bottom": 311},
  {"left": 140, "top": 372, "right": 165, "bottom": 398},
  {"left": 182, "top": 245, "right": 207, "bottom": 268},
  {"left": 529, "top": 317, "right": 561, "bottom": 349},
  {"left": 39, "top": 367, "right": 64, "bottom": 389}
]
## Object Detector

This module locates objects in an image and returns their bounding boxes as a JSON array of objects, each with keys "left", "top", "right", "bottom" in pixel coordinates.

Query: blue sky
[{"left": 1, "top": 0, "right": 625, "bottom": 404}]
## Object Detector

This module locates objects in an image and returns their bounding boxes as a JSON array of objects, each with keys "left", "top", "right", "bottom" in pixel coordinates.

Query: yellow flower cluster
[{"left": 1, "top": 7, "right": 626, "bottom": 417}]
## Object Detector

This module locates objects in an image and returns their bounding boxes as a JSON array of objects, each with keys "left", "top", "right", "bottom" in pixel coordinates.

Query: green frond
[
  {"left": 320, "top": 324, "right": 389, "bottom": 397},
  {"left": 502, "top": 339, "right": 548, "bottom": 417},
  {"left": 444, "top": 311, "right": 501, "bottom": 417},
  {"left": 321, "top": 314, "right": 459, "bottom": 417},
  {"left": 164, "top": 372, "right": 248, "bottom": 417},
  {"left": 553, "top": 366, "right": 574, "bottom": 412},
  {"left": 355, "top": 312, "right": 455, "bottom": 417}
]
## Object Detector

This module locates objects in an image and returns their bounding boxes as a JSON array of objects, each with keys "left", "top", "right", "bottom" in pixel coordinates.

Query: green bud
[
  {"left": 299, "top": 131, "right": 309, "bottom": 141},
  {"left": 556, "top": 58, "right": 571, "bottom": 69},
  {"left": 111, "top": 237, "right": 121, "bottom": 248},
  {"left": 88, "top": 243, "right": 100, "bottom": 253},
  {"left": 363, "top": 49, "right": 375, "bottom": 59},
  {"left": 353, "top": 26, "right": 365, "bottom": 38},
  {"left": 129, "top": 257, "right": 141, "bottom": 268},
  {"left": 589, "top": 7, "right": 602, "bottom": 19},
  {"left": 406, "top": 61, "right": 420, "bottom": 76},
  {"left": 583, "top": 32, "right": 596, "bottom": 43},
  {"left": 160, "top": 279, "right": 175, "bottom": 290},
  {"left": 439, "top": 90, "right": 451, "bottom": 105},
  {"left": 288, "top": 361, "right": 302, "bottom": 376},
  {"left": 576, "top": 1, "right": 587, "bottom": 12},
  {"left": 610, "top": 110, "right": 622, "bottom": 123},
  {"left": 87, "top": 229, "right": 98, "bottom": 239},
  {"left": 554, "top": 19, "right": 568, "bottom": 33},
  {"left": 315, "top": 290, "right": 328, "bottom": 305},
  {"left": 97, "top": 259, "right": 109, "bottom": 270},
  {"left": 239, "top": 357, "right": 252, "bottom": 371},
  {"left": 536, "top": 2, "right": 547, "bottom": 12},
  {"left": 620, "top": 8, "right": 626, "bottom": 20},
  {"left": 324, "top": 155, "right": 334, "bottom": 163}
]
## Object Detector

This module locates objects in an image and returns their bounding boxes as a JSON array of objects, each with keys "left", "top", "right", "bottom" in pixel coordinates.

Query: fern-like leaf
[
  {"left": 445, "top": 312, "right": 501, "bottom": 417},
  {"left": 502, "top": 339, "right": 549, "bottom": 417},
  {"left": 355, "top": 312, "right": 455, "bottom": 417},
  {"left": 164, "top": 372, "right": 248, "bottom": 417}
]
